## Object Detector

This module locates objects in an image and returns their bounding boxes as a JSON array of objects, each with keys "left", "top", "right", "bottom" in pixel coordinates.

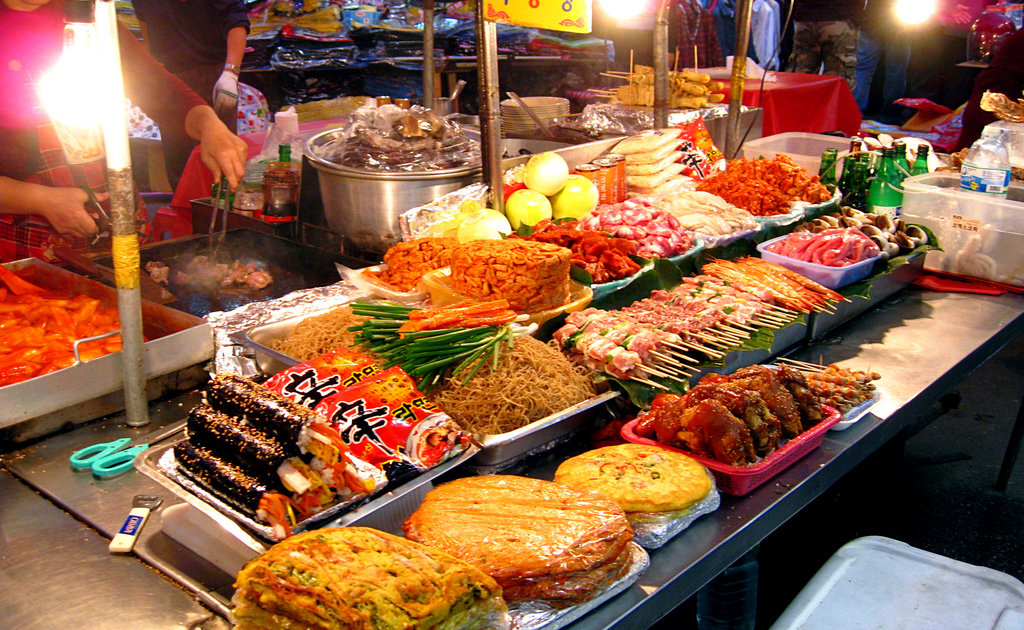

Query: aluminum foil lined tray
[
  {"left": 508, "top": 543, "right": 650, "bottom": 630},
  {"left": 234, "top": 314, "right": 624, "bottom": 471},
  {"left": 628, "top": 479, "right": 721, "bottom": 549},
  {"left": 135, "top": 436, "right": 478, "bottom": 544}
]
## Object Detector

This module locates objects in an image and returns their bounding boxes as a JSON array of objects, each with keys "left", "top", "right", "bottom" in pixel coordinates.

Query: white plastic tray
[
  {"left": 770, "top": 536, "right": 1024, "bottom": 630},
  {"left": 830, "top": 390, "right": 881, "bottom": 432}
]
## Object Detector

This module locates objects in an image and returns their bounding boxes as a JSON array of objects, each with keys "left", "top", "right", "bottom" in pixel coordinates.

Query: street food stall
[{"left": 4, "top": 0, "right": 1024, "bottom": 628}]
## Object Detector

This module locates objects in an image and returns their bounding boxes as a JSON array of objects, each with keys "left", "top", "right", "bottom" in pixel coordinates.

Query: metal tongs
[{"left": 207, "top": 177, "right": 231, "bottom": 255}]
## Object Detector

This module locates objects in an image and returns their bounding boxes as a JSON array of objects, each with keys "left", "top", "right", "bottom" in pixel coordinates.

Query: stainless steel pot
[{"left": 305, "top": 129, "right": 481, "bottom": 256}]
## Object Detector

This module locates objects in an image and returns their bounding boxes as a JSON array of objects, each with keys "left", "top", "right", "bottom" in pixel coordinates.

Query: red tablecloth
[{"left": 718, "top": 72, "right": 862, "bottom": 137}]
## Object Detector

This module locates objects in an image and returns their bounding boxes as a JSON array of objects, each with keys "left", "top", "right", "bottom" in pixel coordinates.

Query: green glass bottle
[
  {"left": 838, "top": 153, "right": 856, "bottom": 197},
  {"left": 867, "top": 147, "right": 903, "bottom": 218},
  {"left": 911, "top": 145, "right": 930, "bottom": 176},
  {"left": 819, "top": 148, "right": 839, "bottom": 189},
  {"left": 892, "top": 140, "right": 911, "bottom": 183},
  {"left": 842, "top": 160, "right": 869, "bottom": 211}
]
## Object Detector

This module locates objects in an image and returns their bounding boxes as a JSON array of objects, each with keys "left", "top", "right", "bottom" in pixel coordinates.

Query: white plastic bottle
[{"left": 960, "top": 127, "right": 1012, "bottom": 198}]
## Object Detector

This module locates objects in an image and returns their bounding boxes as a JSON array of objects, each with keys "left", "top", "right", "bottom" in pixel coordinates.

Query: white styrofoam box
[
  {"left": 740, "top": 132, "right": 850, "bottom": 176},
  {"left": 901, "top": 172, "right": 1024, "bottom": 287},
  {"left": 987, "top": 120, "right": 1024, "bottom": 169},
  {"left": 770, "top": 536, "right": 1024, "bottom": 630}
]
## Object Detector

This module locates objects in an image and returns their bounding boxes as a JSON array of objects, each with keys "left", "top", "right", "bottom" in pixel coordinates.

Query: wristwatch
[{"left": 224, "top": 63, "right": 240, "bottom": 75}]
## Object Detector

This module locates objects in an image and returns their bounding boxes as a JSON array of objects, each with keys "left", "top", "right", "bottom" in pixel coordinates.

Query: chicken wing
[
  {"left": 774, "top": 364, "right": 825, "bottom": 428},
  {"left": 678, "top": 400, "right": 757, "bottom": 466},
  {"left": 729, "top": 365, "right": 803, "bottom": 438}
]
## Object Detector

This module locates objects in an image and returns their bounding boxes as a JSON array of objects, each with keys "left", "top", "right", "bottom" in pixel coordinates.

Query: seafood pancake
[
  {"left": 232, "top": 527, "right": 507, "bottom": 630},
  {"left": 554, "top": 444, "right": 713, "bottom": 513},
  {"left": 402, "top": 475, "right": 632, "bottom": 603}
]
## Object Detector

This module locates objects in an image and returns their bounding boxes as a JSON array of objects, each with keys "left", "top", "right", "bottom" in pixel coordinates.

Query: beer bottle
[
  {"left": 911, "top": 145, "right": 930, "bottom": 176},
  {"left": 838, "top": 153, "right": 857, "bottom": 195},
  {"left": 867, "top": 147, "right": 903, "bottom": 218},
  {"left": 818, "top": 148, "right": 839, "bottom": 189}
]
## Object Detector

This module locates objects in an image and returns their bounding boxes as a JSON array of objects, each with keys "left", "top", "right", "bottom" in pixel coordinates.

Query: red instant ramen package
[
  {"left": 266, "top": 359, "right": 471, "bottom": 480},
  {"left": 674, "top": 117, "right": 726, "bottom": 180},
  {"left": 264, "top": 346, "right": 384, "bottom": 399}
]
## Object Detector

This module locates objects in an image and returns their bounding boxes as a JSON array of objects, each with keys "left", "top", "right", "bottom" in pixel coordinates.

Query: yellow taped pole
[
  {"left": 725, "top": 0, "right": 753, "bottom": 159},
  {"left": 653, "top": 0, "right": 671, "bottom": 128},
  {"left": 97, "top": 0, "right": 149, "bottom": 426}
]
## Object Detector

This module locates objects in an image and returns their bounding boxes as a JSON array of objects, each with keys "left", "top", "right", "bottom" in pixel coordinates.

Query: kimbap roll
[
  {"left": 174, "top": 440, "right": 270, "bottom": 513},
  {"left": 205, "top": 374, "right": 318, "bottom": 446},
  {"left": 186, "top": 404, "right": 295, "bottom": 481}
]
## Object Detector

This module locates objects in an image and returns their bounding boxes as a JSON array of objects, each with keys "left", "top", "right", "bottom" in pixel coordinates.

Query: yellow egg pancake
[{"left": 554, "top": 443, "right": 712, "bottom": 513}]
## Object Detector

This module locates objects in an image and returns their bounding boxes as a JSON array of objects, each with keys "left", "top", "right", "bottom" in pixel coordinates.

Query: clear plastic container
[
  {"left": 740, "top": 132, "right": 851, "bottom": 175},
  {"left": 756, "top": 235, "right": 882, "bottom": 290},
  {"left": 902, "top": 172, "right": 1024, "bottom": 287}
]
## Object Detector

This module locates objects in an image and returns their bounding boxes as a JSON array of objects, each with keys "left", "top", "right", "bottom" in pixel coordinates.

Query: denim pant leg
[{"left": 854, "top": 31, "right": 881, "bottom": 111}]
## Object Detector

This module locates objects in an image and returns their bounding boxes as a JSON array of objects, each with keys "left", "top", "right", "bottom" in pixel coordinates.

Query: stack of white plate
[{"left": 500, "top": 96, "right": 570, "bottom": 136}]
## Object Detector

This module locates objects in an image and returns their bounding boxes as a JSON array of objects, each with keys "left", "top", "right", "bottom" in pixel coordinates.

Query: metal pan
[{"left": 93, "top": 229, "right": 374, "bottom": 317}]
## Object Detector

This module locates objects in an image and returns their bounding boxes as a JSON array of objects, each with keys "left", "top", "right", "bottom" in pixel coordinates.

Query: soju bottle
[
  {"left": 911, "top": 145, "right": 930, "bottom": 176},
  {"left": 892, "top": 140, "right": 911, "bottom": 183},
  {"left": 842, "top": 160, "right": 869, "bottom": 211},
  {"left": 819, "top": 148, "right": 839, "bottom": 190},
  {"left": 867, "top": 147, "right": 903, "bottom": 218}
]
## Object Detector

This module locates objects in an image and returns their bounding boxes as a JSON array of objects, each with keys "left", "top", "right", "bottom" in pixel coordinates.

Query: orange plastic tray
[{"left": 621, "top": 405, "right": 841, "bottom": 496}]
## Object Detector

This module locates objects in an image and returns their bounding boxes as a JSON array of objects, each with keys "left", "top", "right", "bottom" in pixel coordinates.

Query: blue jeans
[{"left": 854, "top": 23, "right": 910, "bottom": 115}]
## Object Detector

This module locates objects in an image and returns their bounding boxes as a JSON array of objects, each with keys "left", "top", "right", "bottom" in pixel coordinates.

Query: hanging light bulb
[
  {"left": 894, "top": 0, "right": 936, "bottom": 25},
  {"left": 599, "top": 0, "right": 653, "bottom": 21}
]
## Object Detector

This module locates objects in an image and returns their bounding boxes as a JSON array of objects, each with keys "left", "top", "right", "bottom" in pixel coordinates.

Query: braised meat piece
[
  {"left": 677, "top": 400, "right": 757, "bottom": 466},
  {"left": 684, "top": 383, "right": 781, "bottom": 456},
  {"left": 636, "top": 392, "right": 691, "bottom": 445},
  {"left": 774, "top": 364, "right": 825, "bottom": 428},
  {"left": 728, "top": 365, "right": 804, "bottom": 438}
]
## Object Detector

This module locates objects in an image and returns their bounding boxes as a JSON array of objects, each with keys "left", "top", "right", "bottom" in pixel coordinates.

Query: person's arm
[
  {"left": 213, "top": 25, "right": 248, "bottom": 114},
  {"left": 0, "top": 177, "right": 99, "bottom": 238}
]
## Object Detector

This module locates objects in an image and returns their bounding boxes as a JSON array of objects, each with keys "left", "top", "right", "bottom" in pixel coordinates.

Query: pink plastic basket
[{"left": 621, "top": 406, "right": 841, "bottom": 496}]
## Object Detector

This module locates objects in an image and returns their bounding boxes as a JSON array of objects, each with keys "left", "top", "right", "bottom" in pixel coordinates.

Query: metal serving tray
[
  {"left": 0, "top": 259, "right": 212, "bottom": 434},
  {"left": 234, "top": 315, "right": 623, "bottom": 471},
  {"left": 135, "top": 430, "right": 479, "bottom": 545},
  {"left": 807, "top": 253, "right": 925, "bottom": 341}
]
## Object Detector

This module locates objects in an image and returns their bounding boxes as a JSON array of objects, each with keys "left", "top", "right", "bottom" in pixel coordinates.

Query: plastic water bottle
[
  {"left": 960, "top": 127, "right": 1011, "bottom": 198},
  {"left": 696, "top": 550, "right": 759, "bottom": 630}
]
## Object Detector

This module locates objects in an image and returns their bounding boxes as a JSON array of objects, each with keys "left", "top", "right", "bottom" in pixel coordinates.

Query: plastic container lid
[
  {"left": 770, "top": 536, "right": 1024, "bottom": 629},
  {"left": 756, "top": 234, "right": 882, "bottom": 290}
]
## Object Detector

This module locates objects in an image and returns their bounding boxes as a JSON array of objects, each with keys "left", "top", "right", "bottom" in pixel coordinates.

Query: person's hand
[
  {"left": 940, "top": 4, "right": 972, "bottom": 27},
  {"left": 194, "top": 109, "right": 248, "bottom": 190},
  {"left": 40, "top": 187, "right": 101, "bottom": 239},
  {"left": 213, "top": 70, "right": 240, "bottom": 116}
]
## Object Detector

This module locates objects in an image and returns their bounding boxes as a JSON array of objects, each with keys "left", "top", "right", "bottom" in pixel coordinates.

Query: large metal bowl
[{"left": 305, "top": 129, "right": 481, "bottom": 256}]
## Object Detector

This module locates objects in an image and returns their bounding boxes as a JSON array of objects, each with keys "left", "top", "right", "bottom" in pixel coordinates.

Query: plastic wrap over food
[
  {"left": 507, "top": 543, "right": 650, "bottom": 630},
  {"left": 400, "top": 182, "right": 490, "bottom": 240},
  {"left": 205, "top": 280, "right": 366, "bottom": 377},
  {"left": 579, "top": 102, "right": 738, "bottom": 136},
  {"left": 309, "top": 103, "right": 481, "bottom": 172},
  {"left": 628, "top": 482, "right": 721, "bottom": 549}
]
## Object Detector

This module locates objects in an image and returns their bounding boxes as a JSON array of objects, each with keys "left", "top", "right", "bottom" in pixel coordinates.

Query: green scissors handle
[{"left": 70, "top": 437, "right": 150, "bottom": 478}]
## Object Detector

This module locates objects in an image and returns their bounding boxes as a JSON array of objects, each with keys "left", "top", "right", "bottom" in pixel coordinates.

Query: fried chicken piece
[
  {"left": 773, "top": 364, "right": 824, "bottom": 428},
  {"left": 636, "top": 393, "right": 690, "bottom": 445},
  {"left": 677, "top": 400, "right": 757, "bottom": 466},
  {"left": 729, "top": 365, "right": 804, "bottom": 438},
  {"left": 684, "top": 383, "right": 781, "bottom": 456}
]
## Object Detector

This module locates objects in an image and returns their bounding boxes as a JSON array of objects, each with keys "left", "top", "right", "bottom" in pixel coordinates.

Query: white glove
[{"left": 212, "top": 70, "right": 239, "bottom": 115}]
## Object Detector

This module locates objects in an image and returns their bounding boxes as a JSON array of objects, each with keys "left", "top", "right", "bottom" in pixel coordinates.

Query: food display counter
[{"left": 4, "top": 287, "right": 1024, "bottom": 629}]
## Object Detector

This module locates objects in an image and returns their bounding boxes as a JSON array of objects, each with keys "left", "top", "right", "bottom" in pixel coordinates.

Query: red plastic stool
[{"left": 150, "top": 206, "right": 193, "bottom": 241}]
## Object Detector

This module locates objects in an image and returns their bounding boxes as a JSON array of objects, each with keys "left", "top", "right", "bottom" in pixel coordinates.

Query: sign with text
[{"left": 484, "top": 0, "right": 592, "bottom": 34}]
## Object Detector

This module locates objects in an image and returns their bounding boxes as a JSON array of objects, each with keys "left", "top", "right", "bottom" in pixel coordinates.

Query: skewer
[
  {"left": 681, "top": 341, "right": 726, "bottom": 358},
  {"left": 726, "top": 322, "right": 759, "bottom": 333},
  {"left": 629, "top": 49, "right": 634, "bottom": 84},
  {"left": 641, "top": 366, "right": 692, "bottom": 384},
  {"left": 674, "top": 49, "right": 679, "bottom": 73},
  {"left": 776, "top": 357, "right": 826, "bottom": 371},
  {"left": 630, "top": 376, "right": 669, "bottom": 390},
  {"left": 657, "top": 349, "right": 701, "bottom": 364},
  {"left": 651, "top": 350, "right": 691, "bottom": 367},
  {"left": 688, "top": 333, "right": 732, "bottom": 349}
]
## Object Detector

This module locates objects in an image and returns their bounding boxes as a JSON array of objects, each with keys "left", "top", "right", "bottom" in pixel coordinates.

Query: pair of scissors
[
  {"left": 81, "top": 187, "right": 150, "bottom": 245},
  {"left": 70, "top": 420, "right": 185, "bottom": 478}
]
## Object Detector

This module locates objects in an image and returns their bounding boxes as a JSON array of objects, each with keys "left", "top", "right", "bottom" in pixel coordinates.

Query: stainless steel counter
[{"left": 3, "top": 287, "right": 1024, "bottom": 629}]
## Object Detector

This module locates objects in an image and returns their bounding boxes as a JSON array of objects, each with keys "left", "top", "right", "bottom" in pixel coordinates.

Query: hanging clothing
[
  {"left": 750, "top": 0, "right": 781, "bottom": 70},
  {"left": 674, "top": 0, "right": 725, "bottom": 69}
]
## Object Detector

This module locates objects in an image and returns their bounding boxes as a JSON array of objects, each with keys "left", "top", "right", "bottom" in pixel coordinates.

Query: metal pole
[
  {"left": 725, "top": 0, "right": 753, "bottom": 159},
  {"left": 422, "top": 0, "right": 435, "bottom": 108},
  {"left": 96, "top": 0, "right": 148, "bottom": 426},
  {"left": 653, "top": 0, "right": 672, "bottom": 128},
  {"left": 474, "top": 6, "right": 504, "bottom": 214}
]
